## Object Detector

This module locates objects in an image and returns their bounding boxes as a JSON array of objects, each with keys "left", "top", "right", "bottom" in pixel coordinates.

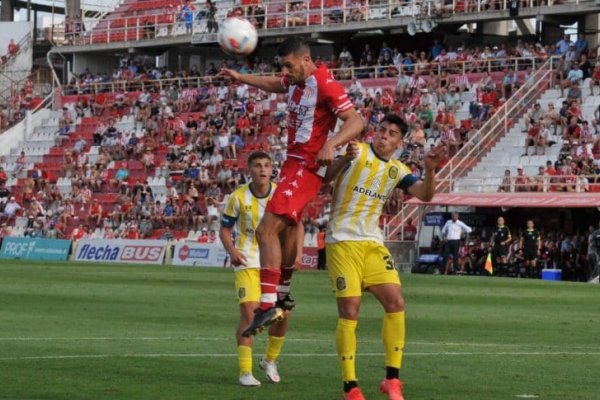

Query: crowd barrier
[{"left": 0, "top": 237, "right": 321, "bottom": 269}]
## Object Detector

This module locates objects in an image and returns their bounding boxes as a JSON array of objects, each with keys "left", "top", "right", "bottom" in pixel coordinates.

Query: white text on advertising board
[{"left": 3, "top": 241, "right": 36, "bottom": 258}]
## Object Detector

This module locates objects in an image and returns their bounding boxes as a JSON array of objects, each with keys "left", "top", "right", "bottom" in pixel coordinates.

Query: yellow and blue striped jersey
[
  {"left": 327, "top": 142, "right": 418, "bottom": 244},
  {"left": 221, "top": 182, "right": 275, "bottom": 270}
]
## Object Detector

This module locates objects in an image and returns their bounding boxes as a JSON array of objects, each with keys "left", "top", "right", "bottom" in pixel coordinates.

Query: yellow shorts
[
  {"left": 234, "top": 268, "right": 261, "bottom": 304},
  {"left": 327, "top": 241, "right": 401, "bottom": 298}
]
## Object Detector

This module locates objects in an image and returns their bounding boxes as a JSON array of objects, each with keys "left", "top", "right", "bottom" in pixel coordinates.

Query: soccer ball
[{"left": 218, "top": 17, "right": 258, "bottom": 56}]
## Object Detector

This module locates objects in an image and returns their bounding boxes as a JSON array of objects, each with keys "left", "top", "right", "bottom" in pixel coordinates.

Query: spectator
[
  {"left": 541, "top": 102, "right": 560, "bottom": 135},
  {"left": 498, "top": 169, "right": 512, "bottom": 192},
  {"left": 532, "top": 166, "right": 547, "bottom": 192},
  {"left": 556, "top": 34, "right": 572, "bottom": 55},
  {"left": 1, "top": 196, "right": 21, "bottom": 223},
  {"left": 561, "top": 62, "right": 583, "bottom": 97},
  {"left": 12, "top": 151, "right": 27, "bottom": 178},
  {"left": 7, "top": 39, "right": 18, "bottom": 57},
  {"left": 566, "top": 81, "right": 583, "bottom": 104},
  {"left": 501, "top": 68, "right": 518, "bottom": 99},
  {"left": 575, "top": 33, "right": 589, "bottom": 57},
  {"left": 402, "top": 217, "right": 418, "bottom": 240},
  {"left": 514, "top": 166, "right": 531, "bottom": 192}
]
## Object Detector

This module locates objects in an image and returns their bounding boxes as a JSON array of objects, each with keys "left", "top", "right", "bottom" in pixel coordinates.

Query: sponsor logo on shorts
[{"left": 336, "top": 276, "right": 346, "bottom": 291}]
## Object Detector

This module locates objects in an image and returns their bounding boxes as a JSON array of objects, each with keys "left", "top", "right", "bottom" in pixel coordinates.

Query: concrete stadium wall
[
  {"left": 0, "top": 21, "right": 31, "bottom": 52},
  {"left": 72, "top": 53, "right": 120, "bottom": 76}
]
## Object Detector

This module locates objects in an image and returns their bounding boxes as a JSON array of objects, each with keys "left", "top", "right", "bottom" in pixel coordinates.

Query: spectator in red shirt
[
  {"left": 88, "top": 199, "right": 103, "bottom": 229},
  {"left": 514, "top": 166, "right": 531, "bottom": 192},
  {"left": 7, "top": 39, "right": 18, "bottom": 57},
  {"left": 127, "top": 224, "right": 140, "bottom": 239},
  {"left": 0, "top": 166, "right": 7, "bottom": 185},
  {"left": 71, "top": 223, "right": 89, "bottom": 240},
  {"left": 198, "top": 228, "right": 209, "bottom": 243},
  {"left": 523, "top": 122, "right": 540, "bottom": 157},
  {"left": 235, "top": 113, "right": 251, "bottom": 140}
]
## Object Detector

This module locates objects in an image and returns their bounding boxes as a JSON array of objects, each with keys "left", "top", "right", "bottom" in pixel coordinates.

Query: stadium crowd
[{"left": 1, "top": 33, "right": 598, "bottom": 251}]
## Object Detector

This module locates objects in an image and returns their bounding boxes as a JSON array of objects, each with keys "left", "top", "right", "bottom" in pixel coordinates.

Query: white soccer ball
[{"left": 218, "top": 17, "right": 258, "bottom": 56}]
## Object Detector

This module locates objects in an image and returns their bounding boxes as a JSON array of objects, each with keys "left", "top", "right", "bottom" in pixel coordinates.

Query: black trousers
[{"left": 442, "top": 240, "right": 460, "bottom": 272}]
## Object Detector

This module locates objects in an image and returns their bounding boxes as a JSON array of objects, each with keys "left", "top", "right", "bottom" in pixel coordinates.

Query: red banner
[{"left": 298, "top": 247, "right": 318, "bottom": 270}]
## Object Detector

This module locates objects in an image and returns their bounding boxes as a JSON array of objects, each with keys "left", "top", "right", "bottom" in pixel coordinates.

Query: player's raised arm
[
  {"left": 322, "top": 140, "right": 360, "bottom": 184},
  {"left": 217, "top": 68, "right": 287, "bottom": 93},
  {"left": 317, "top": 108, "right": 364, "bottom": 166},
  {"left": 407, "top": 143, "right": 447, "bottom": 202}
]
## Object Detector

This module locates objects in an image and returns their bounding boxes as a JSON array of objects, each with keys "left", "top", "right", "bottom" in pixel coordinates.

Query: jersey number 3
[{"left": 383, "top": 255, "right": 394, "bottom": 270}]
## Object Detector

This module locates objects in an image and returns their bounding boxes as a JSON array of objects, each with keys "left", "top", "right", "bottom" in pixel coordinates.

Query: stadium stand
[
  {"left": 61, "top": 0, "right": 576, "bottom": 45},
  {"left": 0, "top": 47, "right": 560, "bottom": 241}
]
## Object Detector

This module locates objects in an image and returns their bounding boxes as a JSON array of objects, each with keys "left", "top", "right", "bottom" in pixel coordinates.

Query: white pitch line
[
  {"left": 0, "top": 337, "right": 596, "bottom": 350},
  {"left": 2, "top": 351, "right": 600, "bottom": 362}
]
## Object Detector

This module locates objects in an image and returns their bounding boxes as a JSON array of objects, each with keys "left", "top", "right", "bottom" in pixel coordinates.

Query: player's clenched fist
[
  {"left": 345, "top": 140, "right": 359, "bottom": 159},
  {"left": 423, "top": 143, "right": 448, "bottom": 172},
  {"left": 216, "top": 68, "right": 241, "bottom": 83}
]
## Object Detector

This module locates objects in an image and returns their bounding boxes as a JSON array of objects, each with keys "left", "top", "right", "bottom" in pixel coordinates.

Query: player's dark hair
[
  {"left": 278, "top": 37, "right": 310, "bottom": 57},
  {"left": 247, "top": 151, "right": 272, "bottom": 165},
  {"left": 382, "top": 113, "right": 408, "bottom": 135}
]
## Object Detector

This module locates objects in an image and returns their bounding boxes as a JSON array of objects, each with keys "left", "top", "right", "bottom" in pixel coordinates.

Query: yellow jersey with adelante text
[
  {"left": 221, "top": 182, "right": 276, "bottom": 270},
  {"left": 326, "top": 142, "right": 418, "bottom": 245}
]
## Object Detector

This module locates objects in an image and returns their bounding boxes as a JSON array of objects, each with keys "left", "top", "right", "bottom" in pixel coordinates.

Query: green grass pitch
[{"left": 0, "top": 261, "right": 599, "bottom": 400}]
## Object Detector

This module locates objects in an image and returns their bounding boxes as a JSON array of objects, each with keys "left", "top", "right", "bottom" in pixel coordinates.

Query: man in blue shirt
[
  {"left": 575, "top": 33, "right": 589, "bottom": 56},
  {"left": 556, "top": 34, "right": 573, "bottom": 55}
]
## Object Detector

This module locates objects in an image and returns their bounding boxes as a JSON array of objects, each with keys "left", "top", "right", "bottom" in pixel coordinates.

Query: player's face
[
  {"left": 281, "top": 53, "right": 309, "bottom": 84},
  {"left": 249, "top": 158, "right": 273, "bottom": 185},
  {"left": 373, "top": 121, "right": 404, "bottom": 159},
  {"left": 527, "top": 221, "right": 534, "bottom": 229},
  {"left": 498, "top": 217, "right": 505, "bottom": 226}
]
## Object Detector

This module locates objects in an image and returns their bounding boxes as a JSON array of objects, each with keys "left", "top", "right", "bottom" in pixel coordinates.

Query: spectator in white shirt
[
  {"left": 1, "top": 196, "right": 21, "bottom": 223},
  {"left": 235, "top": 83, "right": 249, "bottom": 101},
  {"left": 348, "top": 77, "right": 365, "bottom": 98},
  {"left": 441, "top": 213, "right": 473, "bottom": 274}
]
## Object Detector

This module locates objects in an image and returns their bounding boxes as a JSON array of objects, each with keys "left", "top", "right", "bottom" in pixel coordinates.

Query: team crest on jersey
[
  {"left": 336, "top": 277, "right": 346, "bottom": 291},
  {"left": 389, "top": 166, "right": 398, "bottom": 179},
  {"left": 238, "top": 287, "right": 246, "bottom": 299},
  {"left": 304, "top": 86, "right": 315, "bottom": 98}
]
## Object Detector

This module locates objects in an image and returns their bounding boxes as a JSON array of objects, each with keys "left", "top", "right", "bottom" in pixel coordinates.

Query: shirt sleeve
[
  {"left": 321, "top": 74, "right": 354, "bottom": 116},
  {"left": 460, "top": 221, "right": 473, "bottom": 234},
  {"left": 220, "top": 194, "right": 239, "bottom": 228},
  {"left": 396, "top": 174, "right": 419, "bottom": 193}
]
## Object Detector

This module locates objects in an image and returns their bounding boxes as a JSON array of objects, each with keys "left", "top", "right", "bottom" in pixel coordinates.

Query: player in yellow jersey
[
  {"left": 323, "top": 114, "right": 447, "bottom": 400},
  {"left": 220, "top": 151, "right": 291, "bottom": 387}
]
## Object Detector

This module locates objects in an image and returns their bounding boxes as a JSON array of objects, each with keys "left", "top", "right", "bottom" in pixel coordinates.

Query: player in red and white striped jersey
[{"left": 218, "top": 37, "right": 363, "bottom": 337}]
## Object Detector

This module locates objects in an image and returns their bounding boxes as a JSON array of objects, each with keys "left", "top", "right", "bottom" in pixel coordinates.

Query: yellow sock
[
  {"left": 265, "top": 336, "right": 285, "bottom": 362},
  {"left": 382, "top": 311, "right": 405, "bottom": 369},
  {"left": 336, "top": 318, "right": 358, "bottom": 382},
  {"left": 238, "top": 345, "right": 252, "bottom": 376}
]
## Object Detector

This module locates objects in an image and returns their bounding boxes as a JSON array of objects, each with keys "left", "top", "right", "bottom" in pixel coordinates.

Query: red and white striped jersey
[{"left": 280, "top": 65, "right": 353, "bottom": 167}]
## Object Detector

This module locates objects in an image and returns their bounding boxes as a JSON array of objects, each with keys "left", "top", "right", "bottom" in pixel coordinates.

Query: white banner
[
  {"left": 172, "top": 242, "right": 228, "bottom": 267},
  {"left": 74, "top": 239, "right": 168, "bottom": 265}
]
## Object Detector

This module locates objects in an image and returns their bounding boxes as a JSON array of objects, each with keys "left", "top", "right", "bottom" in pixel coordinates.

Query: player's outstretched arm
[
  {"left": 407, "top": 143, "right": 447, "bottom": 202},
  {"left": 217, "top": 68, "right": 287, "bottom": 93},
  {"left": 317, "top": 108, "right": 364, "bottom": 167}
]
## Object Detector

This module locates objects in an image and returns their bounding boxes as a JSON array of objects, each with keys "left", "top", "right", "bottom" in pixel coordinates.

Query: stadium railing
[
  {"left": 58, "top": 55, "right": 547, "bottom": 95},
  {"left": 384, "top": 56, "right": 558, "bottom": 240},
  {"left": 53, "top": 0, "right": 585, "bottom": 46},
  {"left": 438, "top": 174, "right": 600, "bottom": 193}
]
